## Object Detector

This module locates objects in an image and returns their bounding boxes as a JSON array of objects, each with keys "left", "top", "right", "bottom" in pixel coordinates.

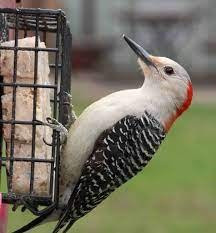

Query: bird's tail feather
[
  {"left": 62, "top": 220, "right": 75, "bottom": 233},
  {"left": 12, "top": 211, "right": 53, "bottom": 233},
  {"left": 52, "top": 219, "right": 76, "bottom": 233}
]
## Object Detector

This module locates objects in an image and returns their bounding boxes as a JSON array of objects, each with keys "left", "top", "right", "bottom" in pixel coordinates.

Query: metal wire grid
[{"left": 0, "top": 8, "right": 72, "bottom": 215}]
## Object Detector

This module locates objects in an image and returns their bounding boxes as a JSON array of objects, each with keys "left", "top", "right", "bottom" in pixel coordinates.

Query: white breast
[
  {"left": 59, "top": 85, "right": 176, "bottom": 201},
  {"left": 59, "top": 89, "right": 146, "bottom": 195}
]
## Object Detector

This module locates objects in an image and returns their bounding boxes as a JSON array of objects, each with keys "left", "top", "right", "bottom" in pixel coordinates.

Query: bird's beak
[{"left": 123, "top": 35, "right": 155, "bottom": 67}]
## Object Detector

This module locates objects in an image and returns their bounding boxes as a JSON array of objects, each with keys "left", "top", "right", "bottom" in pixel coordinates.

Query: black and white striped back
[{"left": 53, "top": 111, "right": 166, "bottom": 233}]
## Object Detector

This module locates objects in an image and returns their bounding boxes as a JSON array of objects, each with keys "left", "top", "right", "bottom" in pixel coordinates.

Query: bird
[{"left": 13, "top": 35, "right": 193, "bottom": 233}]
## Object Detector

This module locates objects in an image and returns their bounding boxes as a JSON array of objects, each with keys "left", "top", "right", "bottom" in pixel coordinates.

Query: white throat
[{"left": 139, "top": 82, "right": 177, "bottom": 129}]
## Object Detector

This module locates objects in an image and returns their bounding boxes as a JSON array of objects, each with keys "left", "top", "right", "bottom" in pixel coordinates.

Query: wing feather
[{"left": 52, "top": 112, "right": 165, "bottom": 233}]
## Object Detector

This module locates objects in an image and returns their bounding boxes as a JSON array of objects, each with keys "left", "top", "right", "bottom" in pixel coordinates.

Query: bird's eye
[{"left": 164, "top": 66, "right": 174, "bottom": 75}]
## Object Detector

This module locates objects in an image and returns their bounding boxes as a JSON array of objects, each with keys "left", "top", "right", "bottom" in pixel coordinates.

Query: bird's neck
[
  {"left": 140, "top": 81, "right": 193, "bottom": 132},
  {"left": 139, "top": 85, "right": 177, "bottom": 132},
  {"left": 164, "top": 82, "right": 193, "bottom": 131}
]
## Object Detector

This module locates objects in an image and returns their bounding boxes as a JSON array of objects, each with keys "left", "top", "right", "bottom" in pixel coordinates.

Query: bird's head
[{"left": 123, "top": 35, "right": 193, "bottom": 132}]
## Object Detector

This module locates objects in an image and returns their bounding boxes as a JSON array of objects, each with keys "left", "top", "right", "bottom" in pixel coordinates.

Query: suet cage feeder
[{"left": 0, "top": 8, "right": 72, "bottom": 216}]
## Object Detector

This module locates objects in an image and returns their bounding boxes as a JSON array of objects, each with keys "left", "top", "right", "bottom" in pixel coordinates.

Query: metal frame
[{"left": 0, "top": 8, "right": 72, "bottom": 216}]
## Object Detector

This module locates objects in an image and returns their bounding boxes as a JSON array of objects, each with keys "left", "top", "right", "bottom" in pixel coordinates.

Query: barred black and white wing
[{"left": 53, "top": 111, "right": 166, "bottom": 233}]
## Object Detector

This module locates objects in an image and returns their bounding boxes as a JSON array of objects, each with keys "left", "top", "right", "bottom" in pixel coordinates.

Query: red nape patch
[
  {"left": 165, "top": 82, "right": 193, "bottom": 132},
  {"left": 176, "top": 82, "right": 193, "bottom": 118}
]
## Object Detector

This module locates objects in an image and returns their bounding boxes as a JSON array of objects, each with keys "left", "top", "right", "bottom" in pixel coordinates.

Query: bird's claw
[
  {"left": 45, "top": 117, "right": 68, "bottom": 133},
  {"left": 62, "top": 91, "right": 77, "bottom": 129},
  {"left": 37, "top": 117, "right": 68, "bottom": 146}
]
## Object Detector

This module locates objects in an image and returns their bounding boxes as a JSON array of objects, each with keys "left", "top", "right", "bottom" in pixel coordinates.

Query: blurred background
[
  {"left": 17, "top": 0, "right": 216, "bottom": 106},
  {"left": 1, "top": 0, "right": 216, "bottom": 233}
]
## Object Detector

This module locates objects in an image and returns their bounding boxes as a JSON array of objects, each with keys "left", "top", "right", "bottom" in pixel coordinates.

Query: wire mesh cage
[{"left": 0, "top": 8, "right": 72, "bottom": 215}]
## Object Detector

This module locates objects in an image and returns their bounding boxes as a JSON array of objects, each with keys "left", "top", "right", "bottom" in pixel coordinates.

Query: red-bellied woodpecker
[{"left": 13, "top": 35, "right": 193, "bottom": 233}]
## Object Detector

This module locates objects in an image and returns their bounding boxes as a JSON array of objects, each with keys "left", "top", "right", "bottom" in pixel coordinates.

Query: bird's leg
[
  {"left": 62, "top": 92, "right": 77, "bottom": 130},
  {"left": 37, "top": 117, "right": 68, "bottom": 146},
  {"left": 45, "top": 117, "right": 68, "bottom": 144},
  {"left": 37, "top": 91, "right": 76, "bottom": 147}
]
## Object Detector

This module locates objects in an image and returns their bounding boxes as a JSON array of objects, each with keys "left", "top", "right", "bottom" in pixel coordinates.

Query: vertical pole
[{"left": 0, "top": 1, "right": 16, "bottom": 232}]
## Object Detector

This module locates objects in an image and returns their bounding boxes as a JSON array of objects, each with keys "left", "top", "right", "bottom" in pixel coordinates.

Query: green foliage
[{"left": 7, "top": 104, "right": 216, "bottom": 233}]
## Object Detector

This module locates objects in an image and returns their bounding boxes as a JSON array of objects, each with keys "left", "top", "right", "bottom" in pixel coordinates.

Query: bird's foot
[
  {"left": 38, "top": 117, "right": 68, "bottom": 146},
  {"left": 62, "top": 91, "right": 77, "bottom": 129}
]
